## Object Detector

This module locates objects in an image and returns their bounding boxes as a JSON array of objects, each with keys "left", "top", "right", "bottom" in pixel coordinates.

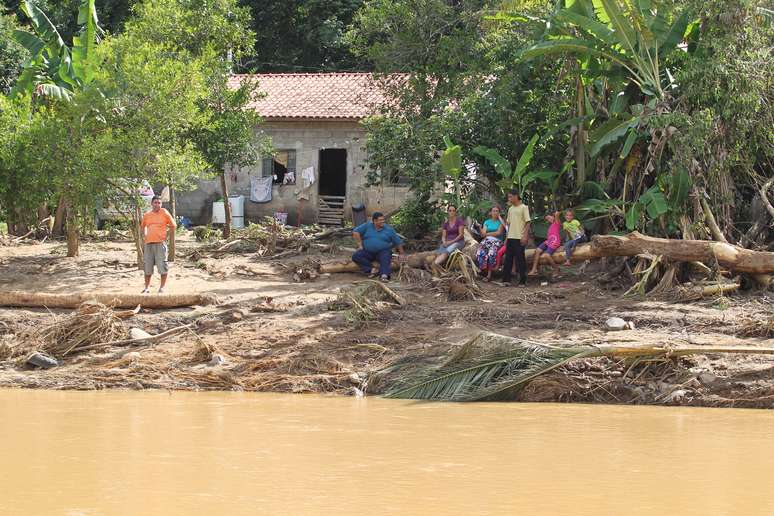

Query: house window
[
  {"left": 383, "top": 168, "right": 410, "bottom": 186},
  {"left": 262, "top": 150, "right": 297, "bottom": 185}
]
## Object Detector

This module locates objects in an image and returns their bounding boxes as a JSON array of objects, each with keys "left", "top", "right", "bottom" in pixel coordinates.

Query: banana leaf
[
  {"left": 588, "top": 116, "right": 637, "bottom": 157},
  {"left": 473, "top": 146, "right": 512, "bottom": 178}
]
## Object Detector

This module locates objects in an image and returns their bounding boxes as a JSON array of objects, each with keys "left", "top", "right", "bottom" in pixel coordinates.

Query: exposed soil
[{"left": 1, "top": 234, "right": 773, "bottom": 408}]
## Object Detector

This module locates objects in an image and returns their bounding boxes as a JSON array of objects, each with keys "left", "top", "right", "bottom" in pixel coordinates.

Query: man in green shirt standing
[{"left": 502, "top": 189, "right": 531, "bottom": 286}]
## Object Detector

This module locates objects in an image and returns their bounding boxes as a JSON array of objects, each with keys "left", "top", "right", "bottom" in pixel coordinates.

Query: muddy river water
[{"left": 2, "top": 390, "right": 773, "bottom": 515}]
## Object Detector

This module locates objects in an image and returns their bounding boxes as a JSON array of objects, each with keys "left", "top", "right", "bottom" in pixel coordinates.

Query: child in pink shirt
[{"left": 528, "top": 211, "right": 562, "bottom": 276}]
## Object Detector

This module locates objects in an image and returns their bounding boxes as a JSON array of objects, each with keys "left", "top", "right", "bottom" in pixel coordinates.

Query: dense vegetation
[
  {"left": 0, "top": 0, "right": 771, "bottom": 256},
  {"left": 351, "top": 0, "right": 773, "bottom": 245}
]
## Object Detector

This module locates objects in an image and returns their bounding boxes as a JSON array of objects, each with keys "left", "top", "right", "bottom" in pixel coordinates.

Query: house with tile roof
[{"left": 175, "top": 72, "right": 410, "bottom": 227}]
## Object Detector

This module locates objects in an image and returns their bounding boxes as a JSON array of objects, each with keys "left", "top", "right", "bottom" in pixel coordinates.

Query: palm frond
[
  {"left": 383, "top": 331, "right": 774, "bottom": 402},
  {"left": 385, "top": 336, "right": 592, "bottom": 401}
]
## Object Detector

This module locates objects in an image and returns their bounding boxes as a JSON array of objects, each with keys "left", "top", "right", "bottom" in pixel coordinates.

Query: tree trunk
[
  {"left": 761, "top": 178, "right": 774, "bottom": 220},
  {"left": 220, "top": 171, "right": 231, "bottom": 239},
  {"left": 65, "top": 205, "right": 79, "bottom": 257},
  {"left": 320, "top": 232, "right": 774, "bottom": 275},
  {"left": 0, "top": 290, "right": 216, "bottom": 309},
  {"left": 169, "top": 186, "right": 176, "bottom": 263},
  {"left": 52, "top": 195, "right": 66, "bottom": 237},
  {"left": 574, "top": 75, "right": 586, "bottom": 188},
  {"left": 37, "top": 204, "right": 51, "bottom": 237},
  {"left": 698, "top": 191, "right": 728, "bottom": 244},
  {"left": 589, "top": 232, "right": 774, "bottom": 274},
  {"left": 741, "top": 178, "right": 774, "bottom": 248}
]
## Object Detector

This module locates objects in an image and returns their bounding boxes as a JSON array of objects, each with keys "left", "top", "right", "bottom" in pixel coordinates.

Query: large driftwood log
[
  {"left": 319, "top": 231, "right": 774, "bottom": 276},
  {"left": 0, "top": 291, "right": 217, "bottom": 309},
  {"left": 589, "top": 232, "right": 774, "bottom": 274}
]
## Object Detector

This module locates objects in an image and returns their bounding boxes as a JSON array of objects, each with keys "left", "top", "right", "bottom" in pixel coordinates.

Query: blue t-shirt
[
  {"left": 483, "top": 219, "right": 503, "bottom": 240},
  {"left": 354, "top": 222, "right": 403, "bottom": 252}
]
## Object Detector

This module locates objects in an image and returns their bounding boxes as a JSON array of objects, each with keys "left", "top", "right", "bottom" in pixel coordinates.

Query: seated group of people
[
  {"left": 350, "top": 189, "right": 586, "bottom": 285},
  {"left": 470, "top": 193, "right": 586, "bottom": 284}
]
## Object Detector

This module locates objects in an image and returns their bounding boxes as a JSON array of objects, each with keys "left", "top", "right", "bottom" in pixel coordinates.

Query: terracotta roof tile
[{"left": 228, "top": 73, "right": 389, "bottom": 120}]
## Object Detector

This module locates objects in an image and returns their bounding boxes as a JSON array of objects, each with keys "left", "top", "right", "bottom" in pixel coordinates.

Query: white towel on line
[{"left": 250, "top": 176, "right": 273, "bottom": 203}]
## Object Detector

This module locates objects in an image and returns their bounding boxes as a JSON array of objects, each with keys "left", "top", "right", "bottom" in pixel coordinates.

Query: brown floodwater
[{"left": 1, "top": 390, "right": 773, "bottom": 516}]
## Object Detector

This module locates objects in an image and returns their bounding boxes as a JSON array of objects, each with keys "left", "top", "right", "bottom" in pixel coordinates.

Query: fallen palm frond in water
[{"left": 384, "top": 332, "right": 774, "bottom": 401}]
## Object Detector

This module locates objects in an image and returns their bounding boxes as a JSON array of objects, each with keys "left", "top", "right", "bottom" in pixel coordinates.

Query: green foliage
[
  {"left": 354, "top": 0, "right": 574, "bottom": 221},
  {"left": 474, "top": 134, "right": 554, "bottom": 197},
  {"left": 440, "top": 136, "right": 462, "bottom": 179},
  {"left": 0, "top": 12, "right": 29, "bottom": 94},
  {"left": 10, "top": 0, "right": 103, "bottom": 101},
  {"left": 661, "top": 0, "right": 773, "bottom": 227},
  {"left": 190, "top": 75, "right": 269, "bottom": 179},
  {"left": 588, "top": 116, "right": 637, "bottom": 157},
  {"left": 390, "top": 194, "right": 442, "bottom": 240},
  {"left": 247, "top": 0, "right": 366, "bottom": 72},
  {"left": 125, "top": 0, "right": 253, "bottom": 61},
  {"left": 0, "top": 0, "right": 261, "bottom": 238},
  {"left": 520, "top": 0, "right": 693, "bottom": 99}
]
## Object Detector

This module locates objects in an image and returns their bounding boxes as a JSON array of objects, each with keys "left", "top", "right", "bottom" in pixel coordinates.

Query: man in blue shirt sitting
[{"left": 352, "top": 212, "right": 406, "bottom": 281}]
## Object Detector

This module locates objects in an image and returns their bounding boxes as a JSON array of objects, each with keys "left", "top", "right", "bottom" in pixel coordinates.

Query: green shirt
[
  {"left": 563, "top": 219, "right": 584, "bottom": 239},
  {"left": 506, "top": 204, "right": 530, "bottom": 240}
]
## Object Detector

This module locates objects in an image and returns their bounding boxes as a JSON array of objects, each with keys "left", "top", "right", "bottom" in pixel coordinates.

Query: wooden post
[{"left": 65, "top": 202, "right": 79, "bottom": 257}]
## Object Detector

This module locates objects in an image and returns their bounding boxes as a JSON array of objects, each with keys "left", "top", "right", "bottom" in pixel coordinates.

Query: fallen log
[
  {"left": 589, "top": 232, "right": 774, "bottom": 274},
  {"left": 320, "top": 231, "right": 774, "bottom": 276},
  {"left": 0, "top": 291, "right": 217, "bottom": 309}
]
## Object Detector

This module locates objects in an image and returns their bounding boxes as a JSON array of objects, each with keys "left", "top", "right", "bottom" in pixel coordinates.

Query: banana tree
[
  {"left": 520, "top": 0, "right": 693, "bottom": 189},
  {"left": 522, "top": 0, "right": 691, "bottom": 100},
  {"left": 518, "top": 0, "right": 695, "bottom": 231},
  {"left": 11, "top": 0, "right": 103, "bottom": 257},
  {"left": 625, "top": 168, "right": 691, "bottom": 231},
  {"left": 440, "top": 136, "right": 463, "bottom": 206},
  {"left": 473, "top": 133, "right": 560, "bottom": 198},
  {"left": 11, "top": 0, "right": 102, "bottom": 101}
]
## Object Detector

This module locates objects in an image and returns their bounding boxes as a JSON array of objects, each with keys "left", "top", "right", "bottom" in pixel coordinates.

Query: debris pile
[
  {"left": 434, "top": 251, "right": 483, "bottom": 301},
  {"left": 31, "top": 301, "right": 128, "bottom": 358},
  {"left": 202, "top": 218, "right": 326, "bottom": 258},
  {"left": 334, "top": 280, "right": 406, "bottom": 327}
]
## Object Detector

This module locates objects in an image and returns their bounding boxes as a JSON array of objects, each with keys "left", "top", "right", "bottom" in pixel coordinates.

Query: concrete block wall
[{"left": 176, "top": 119, "right": 411, "bottom": 226}]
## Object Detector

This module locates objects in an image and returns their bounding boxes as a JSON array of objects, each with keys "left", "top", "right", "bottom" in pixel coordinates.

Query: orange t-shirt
[{"left": 141, "top": 208, "right": 175, "bottom": 244}]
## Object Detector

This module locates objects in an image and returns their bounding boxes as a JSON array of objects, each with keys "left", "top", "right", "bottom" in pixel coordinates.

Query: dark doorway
[{"left": 319, "top": 149, "right": 347, "bottom": 197}]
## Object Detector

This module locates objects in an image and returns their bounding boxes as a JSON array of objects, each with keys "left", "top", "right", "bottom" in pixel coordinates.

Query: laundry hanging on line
[
  {"left": 250, "top": 176, "right": 273, "bottom": 203},
  {"left": 301, "top": 166, "right": 315, "bottom": 188},
  {"left": 295, "top": 166, "right": 316, "bottom": 201}
]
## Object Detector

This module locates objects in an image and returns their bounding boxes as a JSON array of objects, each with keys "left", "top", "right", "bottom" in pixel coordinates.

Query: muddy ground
[{"left": 1, "top": 232, "right": 773, "bottom": 408}]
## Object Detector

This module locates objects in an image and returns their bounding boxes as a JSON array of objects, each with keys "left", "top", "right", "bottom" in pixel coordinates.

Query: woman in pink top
[{"left": 528, "top": 211, "right": 562, "bottom": 276}]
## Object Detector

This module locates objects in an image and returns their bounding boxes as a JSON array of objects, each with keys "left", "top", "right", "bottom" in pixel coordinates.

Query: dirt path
[{"left": 1, "top": 236, "right": 773, "bottom": 408}]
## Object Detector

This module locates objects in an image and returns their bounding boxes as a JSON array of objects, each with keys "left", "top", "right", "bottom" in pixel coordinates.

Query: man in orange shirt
[{"left": 141, "top": 196, "right": 176, "bottom": 293}]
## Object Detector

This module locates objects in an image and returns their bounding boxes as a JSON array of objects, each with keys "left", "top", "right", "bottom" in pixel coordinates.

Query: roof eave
[{"left": 260, "top": 116, "right": 368, "bottom": 122}]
